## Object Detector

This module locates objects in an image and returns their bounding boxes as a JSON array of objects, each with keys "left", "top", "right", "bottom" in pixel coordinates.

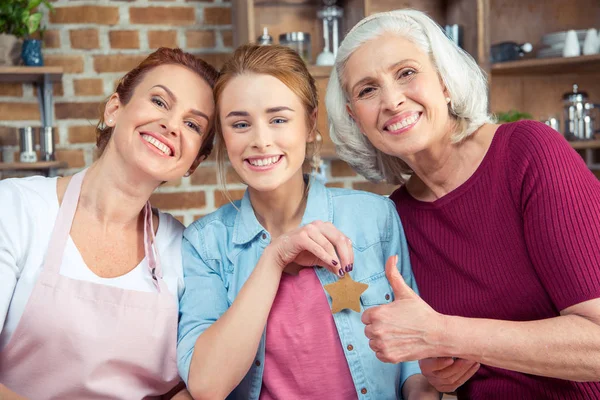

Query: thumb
[{"left": 385, "top": 255, "right": 418, "bottom": 300}]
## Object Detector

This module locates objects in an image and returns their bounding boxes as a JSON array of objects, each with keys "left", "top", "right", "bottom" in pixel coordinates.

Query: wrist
[
  {"left": 436, "top": 314, "right": 462, "bottom": 358},
  {"left": 262, "top": 244, "right": 286, "bottom": 272}
]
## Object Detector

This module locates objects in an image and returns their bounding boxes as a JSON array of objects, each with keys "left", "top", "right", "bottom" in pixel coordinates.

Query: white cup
[
  {"left": 563, "top": 30, "right": 581, "bottom": 57},
  {"left": 583, "top": 28, "right": 598, "bottom": 55}
]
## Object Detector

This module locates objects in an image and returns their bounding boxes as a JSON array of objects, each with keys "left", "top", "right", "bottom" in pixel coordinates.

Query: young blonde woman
[
  {"left": 0, "top": 48, "right": 217, "bottom": 399},
  {"left": 176, "top": 44, "right": 439, "bottom": 400}
]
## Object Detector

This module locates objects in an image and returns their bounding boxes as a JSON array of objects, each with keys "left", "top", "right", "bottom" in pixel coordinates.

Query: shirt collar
[{"left": 232, "top": 176, "right": 332, "bottom": 245}]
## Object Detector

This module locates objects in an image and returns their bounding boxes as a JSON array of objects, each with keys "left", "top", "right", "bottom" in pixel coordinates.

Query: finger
[
  {"left": 432, "top": 361, "right": 480, "bottom": 392},
  {"left": 317, "top": 222, "right": 354, "bottom": 274},
  {"left": 419, "top": 357, "right": 455, "bottom": 374},
  {"left": 435, "top": 358, "right": 479, "bottom": 379},
  {"left": 361, "top": 307, "right": 374, "bottom": 325},
  {"left": 305, "top": 224, "right": 342, "bottom": 274},
  {"left": 297, "top": 234, "right": 340, "bottom": 271},
  {"left": 385, "top": 255, "right": 419, "bottom": 300},
  {"left": 449, "top": 361, "right": 480, "bottom": 387}
]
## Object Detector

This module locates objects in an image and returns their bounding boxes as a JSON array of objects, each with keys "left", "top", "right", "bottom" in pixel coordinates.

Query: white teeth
[
  {"left": 142, "top": 134, "right": 172, "bottom": 156},
  {"left": 248, "top": 156, "right": 280, "bottom": 167},
  {"left": 387, "top": 115, "right": 418, "bottom": 131}
]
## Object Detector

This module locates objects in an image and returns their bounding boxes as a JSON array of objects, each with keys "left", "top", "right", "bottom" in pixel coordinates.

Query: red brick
[
  {"left": 204, "top": 7, "right": 231, "bottom": 25},
  {"left": 150, "top": 191, "right": 206, "bottom": 209},
  {"left": 0, "top": 126, "right": 18, "bottom": 146},
  {"left": 34, "top": 83, "right": 64, "bottom": 97},
  {"left": 55, "top": 102, "right": 102, "bottom": 120},
  {"left": 55, "top": 149, "right": 86, "bottom": 168},
  {"left": 74, "top": 79, "right": 104, "bottom": 96},
  {"left": 222, "top": 30, "right": 233, "bottom": 47},
  {"left": 189, "top": 165, "right": 241, "bottom": 186},
  {"left": 352, "top": 181, "right": 398, "bottom": 196},
  {"left": 129, "top": 7, "right": 196, "bottom": 25},
  {"left": 186, "top": 31, "right": 216, "bottom": 48},
  {"left": 330, "top": 160, "right": 357, "bottom": 177},
  {"left": 70, "top": 29, "right": 99, "bottom": 49},
  {"left": 44, "top": 55, "right": 84, "bottom": 73},
  {"left": 50, "top": 6, "right": 119, "bottom": 25},
  {"left": 0, "top": 103, "right": 40, "bottom": 120},
  {"left": 93, "top": 55, "right": 146, "bottom": 73},
  {"left": 43, "top": 30, "right": 61, "bottom": 48},
  {"left": 162, "top": 178, "right": 182, "bottom": 187},
  {"left": 192, "top": 214, "right": 206, "bottom": 221},
  {"left": 0, "top": 83, "right": 23, "bottom": 97},
  {"left": 68, "top": 125, "right": 97, "bottom": 144},
  {"left": 148, "top": 30, "right": 178, "bottom": 49},
  {"left": 173, "top": 215, "right": 185, "bottom": 224},
  {"left": 109, "top": 30, "right": 140, "bottom": 49},
  {"left": 325, "top": 182, "right": 345, "bottom": 188},
  {"left": 214, "top": 189, "right": 244, "bottom": 207}
]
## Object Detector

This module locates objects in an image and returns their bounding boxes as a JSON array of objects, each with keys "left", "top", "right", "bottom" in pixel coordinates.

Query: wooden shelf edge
[
  {"left": 568, "top": 140, "right": 600, "bottom": 150},
  {"left": 491, "top": 54, "right": 600, "bottom": 75},
  {"left": 308, "top": 65, "right": 333, "bottom": 78},
  {"left": 0, "top": 66, "right": 64, "bottom": 83},
  {"left": 0, "top": 161, "right": 67, "bottom": 171}
]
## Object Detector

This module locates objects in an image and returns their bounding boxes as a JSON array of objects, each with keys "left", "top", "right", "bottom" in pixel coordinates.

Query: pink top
[
  {"left": 391, "top": 121, "right": 600, "bottom": 399},
  {"left": 260, "top": 268, "right": 358, "bottom": 400}
]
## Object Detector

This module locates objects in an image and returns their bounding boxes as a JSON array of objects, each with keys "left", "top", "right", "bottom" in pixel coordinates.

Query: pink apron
[{"left": 0, "top": 170, "right": 180, "bottom": 399}]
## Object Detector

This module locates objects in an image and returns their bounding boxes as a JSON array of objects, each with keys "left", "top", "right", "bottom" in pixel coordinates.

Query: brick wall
[{"left": 0, "top": 0, "right": 390, "bottom": 226}]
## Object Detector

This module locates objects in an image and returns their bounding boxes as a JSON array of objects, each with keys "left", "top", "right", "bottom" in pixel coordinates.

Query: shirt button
[
  {"left": 347, "top": 344, "right": 354, "bottom": 351},
  {"left": 262, "top": 233, "right": 267, "bottom": 239},
  {"left": 361, "top": 388, "right": 367, "bottom": 394},
  {"left": 385, "top": 294, "right": 390, "bottom": 300},
  {"left": 255, "top": 360, "right": 261, "bottom": 367}
]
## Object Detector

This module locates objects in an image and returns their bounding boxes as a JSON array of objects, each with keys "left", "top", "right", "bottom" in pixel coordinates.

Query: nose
[
  {"left": 159, "top": 115, "right": 179, "bottom": 136},
  {"left": 250, "top": 122, "right": 272, "bottom": 150},
  {"left": 381, "top": 84, "right": 405, "bottom": 112}
]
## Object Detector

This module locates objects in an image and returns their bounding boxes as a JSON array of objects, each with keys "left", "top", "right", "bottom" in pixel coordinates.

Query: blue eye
[
  {"left": 186, "top": 121, "right": 201, "bottom": 133},
  {"left": 272, "top": 118, "right": 287, "bottom": 124},
  {"left": 233, "top": 122, "right": 250, "bottom": 129}
]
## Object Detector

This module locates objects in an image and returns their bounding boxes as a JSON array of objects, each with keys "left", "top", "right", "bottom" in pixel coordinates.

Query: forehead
[
  {"left": 221, "top": 73, "right": 302, "bottom": 109},
  {"left": 136, "top": 64, "right": 210, "bottom": 93},
  {"left": 343, "top": 33, "right": 428, "bottom": 87}
]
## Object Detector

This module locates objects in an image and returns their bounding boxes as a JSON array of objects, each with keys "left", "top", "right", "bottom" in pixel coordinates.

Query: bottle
[{"left": 256, "top": 27, "right": 273, "bottom": 46}]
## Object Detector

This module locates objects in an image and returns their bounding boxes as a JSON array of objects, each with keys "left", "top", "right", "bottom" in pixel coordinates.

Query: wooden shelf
[
  {"left": 491, "top": 54, "right": 600, "bottom": 76},
  {"left": 568, "top": 140, "right": 600, "bottom": 150},
  {"left": 0, "top": 161, "right": 67, "bottom": 171},
  {"left": 308, "top": 65, "right": 333, "bottom": 78},
  {"left": 0, "top": 66, "right": 63, "bottom": 83}
]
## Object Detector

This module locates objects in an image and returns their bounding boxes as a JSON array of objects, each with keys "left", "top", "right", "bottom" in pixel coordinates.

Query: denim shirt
[{"left": 177, "top": 179, "right": 422, "bottom": 399}]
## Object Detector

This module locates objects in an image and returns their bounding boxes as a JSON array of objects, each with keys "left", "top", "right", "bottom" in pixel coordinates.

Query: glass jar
[{"left": 279, "top": 32, "right": 311, "bottom": 64}]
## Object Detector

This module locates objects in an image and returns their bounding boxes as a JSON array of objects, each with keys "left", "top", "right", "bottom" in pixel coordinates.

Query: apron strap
[{"left": 144, "top": 201, "right": 163, "bottom": 292}]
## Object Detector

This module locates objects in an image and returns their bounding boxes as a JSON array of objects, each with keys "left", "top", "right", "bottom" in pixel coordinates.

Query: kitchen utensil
[
  {"left": 279, "top": 32, "right": 311, "bottom": 64},
  {"left": 256, "top": 27, "right": 273, "bottom": 45},
  {"left": 39, "top": 126, "right": 55, "bottom": 161},
  {"left": 316, "top": 0, "right": 343, "bottom": 66},
  {"left": 19, "top": 127, "right": 37, "bottom": 163},
  {"left": 563, "top": 84, "right": 600, "bottom": 140},
  {"left": 490, "top": 42, "right": 532, "bottom": 63}
]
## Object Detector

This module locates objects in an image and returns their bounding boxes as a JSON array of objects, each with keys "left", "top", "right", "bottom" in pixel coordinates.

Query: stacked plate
[{"left": 537, "top": 30, "right": 587, "bottom": 58}]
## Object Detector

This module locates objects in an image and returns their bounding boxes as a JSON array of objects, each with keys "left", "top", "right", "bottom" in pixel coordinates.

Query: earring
[
  {"left": 108, "top": 119, "right": 113, "bottom": 124},
  {"left": 445, "top": 97, "right": 451, "bottom": 104},
  {"left": 184, "top": 171, "right": 191, "bottom": 177}
]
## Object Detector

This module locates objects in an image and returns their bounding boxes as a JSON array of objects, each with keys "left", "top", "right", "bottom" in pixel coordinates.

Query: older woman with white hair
[{"left": 326, "top": 9, "right": 600, "bottom": 400}]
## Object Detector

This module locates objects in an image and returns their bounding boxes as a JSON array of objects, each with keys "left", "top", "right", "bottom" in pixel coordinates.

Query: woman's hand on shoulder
[{"left": 266, "top": 220, "right": 353, "bottom": 277}]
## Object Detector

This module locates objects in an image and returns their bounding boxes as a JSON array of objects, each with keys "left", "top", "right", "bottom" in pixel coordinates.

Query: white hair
[{"left": 326, "top": 9, "right": 494, "bottom": 184}]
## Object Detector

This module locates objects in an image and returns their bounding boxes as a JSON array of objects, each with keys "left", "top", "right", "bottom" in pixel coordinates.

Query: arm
[
  {"left": 401, "top": 374, "right": 440, "bottom": 400},
  {"left": 178, "top": 222, "right": 351, "bottom": 400}
]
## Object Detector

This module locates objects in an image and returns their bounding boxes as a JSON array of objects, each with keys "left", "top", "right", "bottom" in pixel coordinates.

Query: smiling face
[
  {"left": 219, "top": 73, "right": 314, "bottom": 193},
  {"left": 344, "top": 33, "right": 453, "bottom": 162},
  {"left": 104, "top": 64, "right": 215, "bottom": 183}
]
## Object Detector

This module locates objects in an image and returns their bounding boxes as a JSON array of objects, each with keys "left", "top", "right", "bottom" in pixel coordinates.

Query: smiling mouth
[
  {"left": 141, "top": 133, "right": 173, "bottom": 156},
  {"left": 383, "top": 113, "right": 421, "bottom": 132},
  {"left": 245, "top": 155, "right": 283, "bottom": 168}
]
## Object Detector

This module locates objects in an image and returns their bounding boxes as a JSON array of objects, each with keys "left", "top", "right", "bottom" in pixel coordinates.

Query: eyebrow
[
  {"left": 225, "top": 106, "right": 295, "bottom": 119},
  {"left": 151, "top": 84, "right": 209, "bottom": 121},
  {"left": 349, "top": 59, "right": 417, "bottom": 93}
]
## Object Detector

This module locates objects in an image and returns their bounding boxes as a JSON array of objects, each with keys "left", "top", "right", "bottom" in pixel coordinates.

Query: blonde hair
[
  {"left": 326, "top": 9, "right": 493, "bottom": 184},
  {"left": 211, "top": 44, "right": 320, "bottom": 192}
]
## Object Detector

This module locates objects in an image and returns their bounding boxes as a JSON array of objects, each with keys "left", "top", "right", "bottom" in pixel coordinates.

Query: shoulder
[
  {"left": 0, "top": 176, "right": 57, "bottom": 210},
  {"left": 496, "top": 120, "right": 573, "bottom": 158},
  {"left": 183, "top": 201, "right": 240, "bottom": 254},
  {"left": 155, "top": 210, "right": 184, "bottom": 244}
]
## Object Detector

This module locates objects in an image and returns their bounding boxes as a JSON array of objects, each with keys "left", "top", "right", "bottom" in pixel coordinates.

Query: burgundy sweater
[{"left": 391, "top": 121, "right": 600, "bottom": 400}]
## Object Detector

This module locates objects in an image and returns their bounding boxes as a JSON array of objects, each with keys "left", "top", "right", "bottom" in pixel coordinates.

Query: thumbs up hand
[{"left": 361, "top": 255, "right": 446, "bottom": 363}]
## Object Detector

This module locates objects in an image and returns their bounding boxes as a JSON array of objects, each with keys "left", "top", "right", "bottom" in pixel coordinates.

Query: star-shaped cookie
[{"left": 324, "top": 274, "right": 369, "bottom": 313}]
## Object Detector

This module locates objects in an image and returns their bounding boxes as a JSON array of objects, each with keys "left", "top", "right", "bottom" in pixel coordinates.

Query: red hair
[{"left": 96, "top": 47, "right": 219, "bottom": 159}]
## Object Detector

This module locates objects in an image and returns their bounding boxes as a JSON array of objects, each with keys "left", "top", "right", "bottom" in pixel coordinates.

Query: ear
[
  {"left": 104, "top": 93, "right": 121, "bottom": 127},
  {"left": 306, "top": 107, "right": 318, "bottom": 143},
  {"left": 186, "top": 154, "right": 207, "bottom": 177}
]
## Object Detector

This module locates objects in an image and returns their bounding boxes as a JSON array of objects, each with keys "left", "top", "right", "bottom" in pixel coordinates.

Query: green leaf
[
  {"left": 26, "top": 12, "right": 41, "bottom": 35},
  {"left": 27, "top": 0, "right": 43, "bottom": 11}
]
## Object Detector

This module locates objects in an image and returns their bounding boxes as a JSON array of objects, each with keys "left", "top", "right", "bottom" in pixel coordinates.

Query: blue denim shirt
[{"left": 177, "top": 179, "right": 422, "bottom": 399}]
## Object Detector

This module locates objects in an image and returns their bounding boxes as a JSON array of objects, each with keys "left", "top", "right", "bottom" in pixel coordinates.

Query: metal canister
[
  {"left": 19, "top": 127, "right": 37, "bottom": 162},
  {"left": 39, "top": 126, "right": 55, "bottom": 161}
]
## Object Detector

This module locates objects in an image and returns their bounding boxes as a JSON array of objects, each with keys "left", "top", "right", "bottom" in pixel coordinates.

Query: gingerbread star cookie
[{"left": 324, "top": 274, "right": 369, "bottom": 313}]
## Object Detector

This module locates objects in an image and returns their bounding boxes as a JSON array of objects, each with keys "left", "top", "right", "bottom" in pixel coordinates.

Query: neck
[
  {"left": 79, "top": 150, "right": 160, "bottom": 228},
  {"left": 249, "top": 171, "right": 307, "bottom": 238},
  {"left": 406, "top": 124, "right": 491, "bottom": 201}
]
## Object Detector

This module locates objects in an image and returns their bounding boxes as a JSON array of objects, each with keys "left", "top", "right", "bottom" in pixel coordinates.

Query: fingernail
[
  {"left": 332, "top": 260, "right": 338, "bottom": 266},
  {"left": 349, "top": 263, "right": 354, "bottom": 271},
  {"left": 345, "top": 265, "right": 351, "bottom": 272},
  {"left": 338, "top": 268, "right": 345, "bottom": 277}
]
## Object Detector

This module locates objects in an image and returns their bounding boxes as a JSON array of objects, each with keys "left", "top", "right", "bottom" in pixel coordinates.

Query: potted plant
[{"left": 0, "top": 0, "right": 53, "bottom": 66}]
